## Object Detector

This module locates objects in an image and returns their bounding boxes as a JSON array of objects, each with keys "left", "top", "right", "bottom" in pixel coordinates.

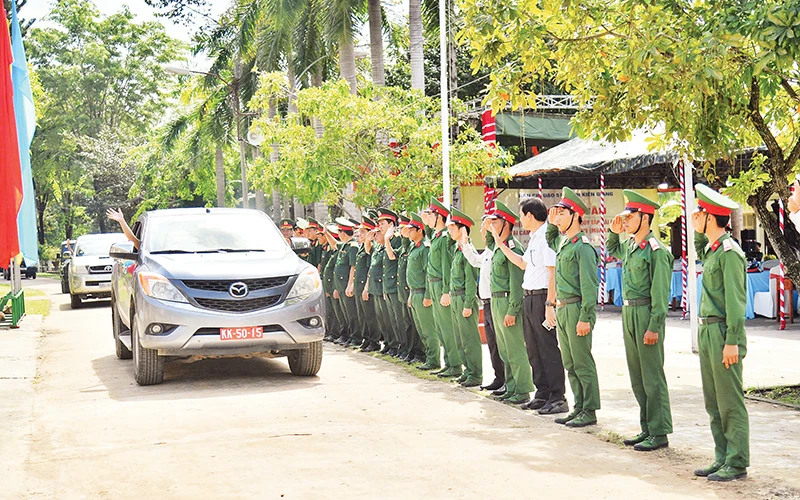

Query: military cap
[
  {"left": 360, "top": 216, "right": 377, "bottom": 230},
  {"left": 487, "top": 200, "right": 518, "bottom": 224},
  {"left": 398, "top": 214, "right": 411, "bottom": 226},
  {"left": 553, "top": 187, "right": 589, "bottom": 217},
  {"left": 306, "top": 217, "right": 322, "bottom": 230},
  {"left": 335, "top": 216, "right": 356, "bottom": 233},
  {"left": 427, "top": 197, "right": 450, "bottom": 217},
  {"left": 279, "top": 218, "right": 294, "bottom": 229},
  {"left": 409, "top": 213, "right": 425, "bottom": 230},
  {"left": 326, "top": 224, "right": 339, "bottom": 236},
  {"left": 376, "top": 208, "right": 398, "bottom": 224},
  {"left": 694, "top": 184, "right": 738, "bottom": 216},
  {"left": 367, "top": 208, "right": 379, "bottom": 219},
  {"left": 295, "top": 218, "right": 310, "bottom": 230},
  {"left": 620, "top": 189, "right": 660, "bottom": 215},
  {"left": 447, "top": 207, "right": 475, "bottom": 228}
]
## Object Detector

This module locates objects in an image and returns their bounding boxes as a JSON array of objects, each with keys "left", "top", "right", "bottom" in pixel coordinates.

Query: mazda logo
[
  {"left": 229, "top": 282, "right": 249, "bottom": 298},
  {"left": 104, "top": 266, "right": 113, "bottom": 272}
]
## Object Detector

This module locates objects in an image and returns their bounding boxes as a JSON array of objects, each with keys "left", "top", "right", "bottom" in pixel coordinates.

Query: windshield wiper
[
  {"left": 149, "top": 249, "right": 196, "bottom": 254},
  {"left": 195, "top": 248, "right": 266, "bottom": 253}
]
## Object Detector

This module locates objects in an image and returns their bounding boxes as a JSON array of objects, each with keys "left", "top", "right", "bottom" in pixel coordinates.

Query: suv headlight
[
  {"left": 137, "top": 272, "right": 188, "bottom": 303},
  {"left": 285, "top": 268, "right": 321, "bottom": 305}
]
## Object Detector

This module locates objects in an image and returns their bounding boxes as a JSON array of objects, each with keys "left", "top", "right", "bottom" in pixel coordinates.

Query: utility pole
[
  {"left": 233, "top": 59, "right": 249, "bottom": 209},
  {"left": 439, "top": 0, "right": 450, "bottom": 205}
]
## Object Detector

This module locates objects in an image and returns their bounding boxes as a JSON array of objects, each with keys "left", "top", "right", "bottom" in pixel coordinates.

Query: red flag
[{"left": 0, "top": 3, "right": 23, "bottom": 264}]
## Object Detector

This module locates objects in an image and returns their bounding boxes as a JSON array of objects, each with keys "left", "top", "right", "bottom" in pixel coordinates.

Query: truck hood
[
  {"left": 72, "top": 255, "right": 115, "bottom": 268},
  {"left": 143, "top": 250, "right": 307, "bottom": 280}
]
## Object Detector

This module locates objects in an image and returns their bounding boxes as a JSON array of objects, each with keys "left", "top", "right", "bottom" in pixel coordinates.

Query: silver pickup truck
[{"left": 109, "top": 208, "right": 325, "bottom": 386}]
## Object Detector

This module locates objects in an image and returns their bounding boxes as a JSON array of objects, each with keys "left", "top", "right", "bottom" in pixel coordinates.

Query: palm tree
[
  {"left": 367, "top": 0, "right": 384, "bottom": 86},
  {"left": 409, "top": 0, "right": 424, "bottom": 90},
  {"left": 325, "top": 0, "right": 366, "bottom": 94}
]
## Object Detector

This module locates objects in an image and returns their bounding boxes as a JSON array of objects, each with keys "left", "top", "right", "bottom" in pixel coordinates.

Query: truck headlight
[
  {"left": 285, "top": 268, "right": 321, "bottom": 305},
  {"left": 137, "top": 272, "right": 188, "bottom": 303}
]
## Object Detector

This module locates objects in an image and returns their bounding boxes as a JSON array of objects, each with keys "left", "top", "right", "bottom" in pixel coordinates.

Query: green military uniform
[
  {"left": 306, "top": 218, "right": 324, "bottom": 267},
  {"left": 547, "top": 187, "right": 600, "bottom": 427},
  {"left": 447, "top": 208, "right": 483, "bottom": 386},
  {"left": 320, "top": 236, "right": 341, "bottom": 340},
  {"left": 367, "top": 234, "right": 391, "bottom": 350},
  {"left": 377, "top": 209, "right": 405, "bottom": 354},
  {"left": 333, "top": 218, "right": 359, "bottom": 344},
  {"left": 407, "top": 213, "right": 441, "bottom": 369},
  {"left": 489, "top": 202, "right": 534, "bottom": 403},
  {"left": 607, "top": 190, "right": 673, "bottom": 450},
  {"left": 355, "top": 217, "right": 379, "bottom": 349},
  {"left": 397, "top": 215, "right": 421, "bottom": 360},
  {"left": 426, "top": 198, "right": 462, "bottom": 376},
  {"left": 692, "top": 184, "right": 749, "bottom": 481}
]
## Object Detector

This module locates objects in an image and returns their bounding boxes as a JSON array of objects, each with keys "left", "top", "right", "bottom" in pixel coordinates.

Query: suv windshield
[
  {"left": 75, "top": 235, "right": 126, "bottom": 257},
  {"left": 145, "top": 212, "right": 286, "bottom": 254}
]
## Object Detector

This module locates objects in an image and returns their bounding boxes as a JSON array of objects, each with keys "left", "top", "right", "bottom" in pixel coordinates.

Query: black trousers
[
  {"left": 522, "top": 293, "right": 566, "bottom": 402},
  {"left": 482, "top": 299, "right": 505, "bottom": 384}
]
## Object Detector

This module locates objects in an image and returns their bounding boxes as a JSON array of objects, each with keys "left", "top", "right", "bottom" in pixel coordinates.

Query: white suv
[{"left": 68, "top": 233, "right": 126, "bottom": 309}]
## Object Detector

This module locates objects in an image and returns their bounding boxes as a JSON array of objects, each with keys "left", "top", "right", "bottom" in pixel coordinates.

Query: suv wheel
[
  {"left": 112, "top": 300, "right": 132, "bottom": 360},
  {"left": 132, "top": 316, "right": 164, "bottom": 385},
  {"left": 287, "top": 340, "right": 323, "bottom": 376},
  {"left": 70, "top": 293, "right": 81, "bottom": 309}
]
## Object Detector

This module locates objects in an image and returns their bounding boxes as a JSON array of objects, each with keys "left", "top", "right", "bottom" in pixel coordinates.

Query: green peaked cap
[
  {"left": 429, "top": 197, "right": 450, "bottom": 217},
  {"left": 360, "top": 216, "right": 377, "bottom": 229},
  {"left": 694, "top": 184, "right": 738, "bottom": 215},
  {"left": 376, "top": 208, "right": 398, "bottom": 223},
  {"left": 398, "top": 214, "right": 411, "bottom": 225},
  {"left": 621, "top": 189, "right": 660, "bottom": 215},
  {"left": 489, "top": 200, "right": 519, "bottom": 224},
  {"left": 410, "top": 213, "right": 424, "bottom": 227},
  {"left": 448, "top": 207, "right": 475, "bottom": 227},
  {"left": 367, "top": 208, "right": 379, "bottom": 219},
  {"left": 279, "top": 218, "right": 294, "bottom": 229},
  {"left": 553, "top": 187, "right": 589, "bottom": 216},
  {"left": 306, "top": 217, "right": 322, "bottom": 229}
]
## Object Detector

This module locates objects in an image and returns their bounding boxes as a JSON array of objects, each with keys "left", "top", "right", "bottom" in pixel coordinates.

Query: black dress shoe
[
  {"left": 523, "top": 398, "right": 547, "bottom": 410},
  {"left": 379, "top": 345, "right": 392, "bottom": 354},
  {"left": 481, "top": 380, "right": 505, "bottom": 391},
  {"left": 359, "top": 339, "right": 371, "bottom": 349},
  {"left": 491, "top": 386, "right": 507, "bottom": 397}
]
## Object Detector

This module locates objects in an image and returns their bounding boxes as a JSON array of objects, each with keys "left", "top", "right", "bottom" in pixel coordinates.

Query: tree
[
  {"left": 143, "top": 0, "right": 210, "bottom": 25},
  {"left": 325, "top": 0, "right": 366, "bottom": 94},
  {"left": 461, "top": 0, "right": 800, "bottom": 280},
  {"left": 367, "top": 0, "right": 384, "bottom": 86},
  {"left": 4, "top": 0, "right": 33, "bottom": 36},
  {"left": 249, "top": 75, "right": 509, "bottom": 210}
]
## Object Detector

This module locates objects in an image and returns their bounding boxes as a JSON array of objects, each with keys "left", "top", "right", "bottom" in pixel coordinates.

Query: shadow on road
[
  {"left": 58, "top": 300, "right": 111, "bottom": 312},
  {"left": 91, "top": 354, "right": 320, "bottom": 402}
]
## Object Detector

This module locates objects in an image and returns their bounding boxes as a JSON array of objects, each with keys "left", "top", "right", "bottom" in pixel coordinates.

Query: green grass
[
  {"left": 37, "top": 272, "right": 60, "bottom": 279},
  {"left": 1, "top": 285, "right": 51, "bottom": 317},
  {"left": 746, "top": 386, "right": 800, "bottom": 406},
  {"left": 0, "top": 284, "right": 45, "bottom": 297}
]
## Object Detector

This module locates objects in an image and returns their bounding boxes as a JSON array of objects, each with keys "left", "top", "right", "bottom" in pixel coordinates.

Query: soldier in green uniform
[
  {"left": 608, "top": 190, "right": 673, "bottom": 451},
  {"left": 320, "top": 225, "right": 341, "bottom": 342},
  {"left": 424, "top": 198, "right": 462, "bottom": 378},
  {"left": 380, "top": 208, "right": 407, "bottom": 358},
  {"left": 304, "top": 217, "right": 324, "bottom": 268},
  {"left": 487, "top": 201, "right": 534, "bottom": 404},
  {"left": 397, "top": 215, "right": 424, "bottom": 362},
  {"left": 446, "top": 208, "right": 483, "bottom": 387},
  {"left": 364, "top": 218, "right": 392, "bottom": 353},
  {"left": 279, "top": 218, "right": 294, "bottom": 245},
  {"left": 356, "top": 217, "right": 381, "bottom": 352},
  {"left": 546, "top": 187, "right": 600, "bottom": 427},
  {"left": 407, "top": 213, "right": 441, "bottom": 370},
  {"left": 332, "top": 217, "right": 360, "bottom": 346},
  {"left": 690, "top": 184, "right": 749, "bottom": 482}
]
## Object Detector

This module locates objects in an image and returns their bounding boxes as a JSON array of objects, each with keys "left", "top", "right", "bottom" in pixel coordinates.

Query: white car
[{"left": 68, "top": 233, "right": 127, "bottom": 309}]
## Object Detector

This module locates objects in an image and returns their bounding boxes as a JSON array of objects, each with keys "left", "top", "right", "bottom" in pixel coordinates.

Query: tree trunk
[
  {"left": 409, "top": 0, "right": 424, "bottom": 91},
  {"left": 752, "top": 187, "right": 800, "bottom": 283},
  {"left": 215, "top": 146, "right": 225, "bottom": 207},
  {"left": 339, "top": 37, "right": 357, "bottom": 95},
  {"left": 368, "top": 0, "right": 385, "bottom": 87},
  {"left": 36, "top": 194, "right": 47, "bottom": 246},
  {"left": 287, "top": 66, "right": 298, "bottom": 114}
]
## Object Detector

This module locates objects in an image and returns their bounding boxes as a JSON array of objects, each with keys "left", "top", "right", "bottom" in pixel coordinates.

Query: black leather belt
[
  {"left": 623, "top": 298, "right": 651, "bottom": 306},
  {"left": 481, "top": 298, "right": 491, "bottom": 305},
  {"left": 428, "top": 277, "right": 442, "bottom": 282},
  {"left": 556, "top": 296, "right": 581, "bottom": 307},
  {"left": 450, "top": 289, "right": 465, "bottom": 296},
  {"left": 492, "top": 291, "right": 509, "bottom": 298},
  {"left": 699, "top": 316, "right": 725, "bottom": 325},
  {"left": 524, "top": 289, "right": 547, "bottom": 297},
  {"left": 411, "top": 288, "right": 426, "bottom": 294}
]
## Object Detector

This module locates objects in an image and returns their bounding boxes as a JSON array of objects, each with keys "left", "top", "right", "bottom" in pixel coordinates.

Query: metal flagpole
[
  {"left": 679, "top": 160, "right": 688, "bottom": 320},
  {"left": 599, "top": 174, "right": 606, "bottom": 310},
  {"left": 439, "top": 0, "right": 450, "bottom": 205}
]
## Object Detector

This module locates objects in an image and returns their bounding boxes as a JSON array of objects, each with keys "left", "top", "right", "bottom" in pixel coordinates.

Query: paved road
[{"left": 3, "top": 281, "right": 791, "bottom": 499}]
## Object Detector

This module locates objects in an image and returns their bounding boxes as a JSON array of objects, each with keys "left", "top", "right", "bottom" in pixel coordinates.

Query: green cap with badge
[
  {"left": 447, "top": 207, "right": 475, "bottom": 228},
  {"left": 428, "top": 197, "right": 450, "bottom": 217},
  {"left": 553, "top": 187, "right": 589, "bottom": 217},
  {"left": 620, "top": 189, "right": 660, "bottom": 216},
  {"left": 488, "top": 200, "right": 518, "bottom": 224},
  {"left": 295, "top": 218, "right": 310, "bottom": 230},
  {"left": 694, "top": 184, "right": 738, "bottom": 216},
  {"left": 279, "top": 218, "right": 294, "bottom": 229},
  {"left": 409, "top": 213, "right": 425, "bottom": 230}
]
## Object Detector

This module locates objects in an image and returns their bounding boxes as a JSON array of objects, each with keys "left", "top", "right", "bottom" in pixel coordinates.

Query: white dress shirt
[
  {"left": 522, "top": 223, "right": 556, "bottom": 291},
  {"left": 791, "top": 210, "right": 800, "bottom": 231},
  {"left": 462, "top": 241, "right": 493, "bottom": 300}
]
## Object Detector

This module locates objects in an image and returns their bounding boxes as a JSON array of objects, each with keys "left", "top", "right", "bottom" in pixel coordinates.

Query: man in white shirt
[
  {"left": 495, "top": 197, "right": 567, "bottom": 414},
  {"left": 460, "top": 216, "right": 506, "bottom": 391}
]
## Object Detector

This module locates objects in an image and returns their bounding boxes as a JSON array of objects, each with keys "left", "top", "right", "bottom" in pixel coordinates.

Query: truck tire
[
  {"left": 132, "top": 316, "right": 164, "bottom": 385},
  {"left": 27, "top": 269, "right": 36, "bottom": 279},
  {"left": 112, "top": 301, "right": 132, "bottom": 360},
  {"left": 70, "top": 293, "right": 81, "bottom": 309},
  {"left": 288, "top": 340, "right": 323, "bottom": 376},
  {"left": 61, "top": 277, "right": 69, "bottom": 294}
]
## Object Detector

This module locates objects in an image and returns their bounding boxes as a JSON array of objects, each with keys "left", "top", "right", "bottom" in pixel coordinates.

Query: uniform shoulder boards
[
  {"left": 423, "top": 240, "right": 431, "bottom": 247},
  {"left": 508, "top": 239, "right": 516, "bottom": 249},
  {"left": 722, "top": 239, "right": 733, "bottom": 252},
  {"left": 649, "top": 238, "right": 660, "bottom": 250},
  {"left": 581, "top": 235, "right": 590, "bottom": 244}
]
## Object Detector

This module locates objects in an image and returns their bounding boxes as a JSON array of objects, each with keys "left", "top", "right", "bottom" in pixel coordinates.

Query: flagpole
[{"left": 439, "top": 0, "right": 450, "bottom": 206}]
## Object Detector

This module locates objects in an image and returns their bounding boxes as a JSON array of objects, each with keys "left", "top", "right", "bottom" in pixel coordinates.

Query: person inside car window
[{"left": 107, "top": 208, "right": 141, "bottom": 250}]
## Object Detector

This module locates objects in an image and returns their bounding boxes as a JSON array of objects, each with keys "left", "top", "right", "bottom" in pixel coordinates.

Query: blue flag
[{"left": 12, "top": 2, "right": 38, "bottom": 266}]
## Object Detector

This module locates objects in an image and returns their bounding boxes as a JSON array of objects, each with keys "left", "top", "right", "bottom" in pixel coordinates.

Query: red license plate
[{"left": 220, "top": 326, "right": 264, "bottom": 340}]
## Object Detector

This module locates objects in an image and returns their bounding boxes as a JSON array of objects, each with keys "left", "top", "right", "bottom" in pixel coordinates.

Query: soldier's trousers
[
  {"left": 384, "top": 292, "right": 404, "bottom": 349},
  {"left": 369, "top": 293, "right": 390, "bottom": 343},
  {"left": 492, "top": 295, "right": 534, "bottom": 395},
  {"left": 398, "top": 288, "right": 416, "bottom": 355},
  {"left": 324, "top": 293, "right": 341, "bottom": 338},
  {"left": 450, "top": 294, "right": 483, "bottom": 381},
  {"left": 356, "top": 283, "right": 378, "bottom": 342},
  {"left": 337, "top": 291, "right": 359, "bottom": 342},
  {"left": 699, "top": 322, "right": 749, "bottom": 468},
  {"left": 331, "top": 294, "right": 348, "bottom": 338},
  {"left": 622, "top": 304, "right": 673, "bottom": 435},
  {"left": 429, "top": 280, "right": 462, "bottom": 368},
  {"left": 556, "top": 302, "right": 600, "bottom": 411},
  {"left": 410, "top": 291, "right": 440, "bottom": 368}
]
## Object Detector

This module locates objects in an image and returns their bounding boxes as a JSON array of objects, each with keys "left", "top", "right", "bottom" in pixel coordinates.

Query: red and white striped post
[
  {"left": 779, "top": 199, "right": 786, "bottom": 330},
  {"left": 679, "top": 162, "right": 689, "bottom": 319},
  {"left": 599, "top": 174, "right": 606, "bottom": 309},
  {"left": 538, "top": 177, "right": 543, "bottom": 199}
]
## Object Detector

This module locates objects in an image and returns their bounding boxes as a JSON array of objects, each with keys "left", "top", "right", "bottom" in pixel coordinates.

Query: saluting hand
[
  {"left": 576, "top": 321, "right": 591, "bottom": 336},
  {"left": 548, "top": 207, "right": 560, "bottom": 225},
  {"left": 458, "top": 226, "right": 470, "bottom": 245},
  {"left": 610, "top": 215, "right": 624, "bottom": 235},
  {"left": 722, "top": 344, "right": 739, "bottom": 369},
  {"left": 643, "top": 330, "right": 659, "bottom": 345}
]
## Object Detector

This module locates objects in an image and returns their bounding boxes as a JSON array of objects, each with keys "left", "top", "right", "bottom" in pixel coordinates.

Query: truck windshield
[
  {"left": 75, "top": 235, "right": 126, "bottom": 256},
  {"left": 145, "top": 212, "right": 287, "bottom": 254}
]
